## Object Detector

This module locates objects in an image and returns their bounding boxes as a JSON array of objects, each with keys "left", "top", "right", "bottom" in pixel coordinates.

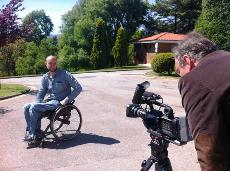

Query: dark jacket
[
  {"left": 178, "top": 50, "right": 230, "bottom": 139},
  {"left": 178, "top": 50, "right": 230, "bottom": 170}
]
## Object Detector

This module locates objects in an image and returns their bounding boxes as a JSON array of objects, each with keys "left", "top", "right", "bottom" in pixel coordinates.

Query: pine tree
[
  {"left": 196, "top": 0, "right": 230, "bottom": 50},
  {"left": 90, "top": 18, "right": 108, "bottom": 69},
  {"left": 112, "top": 27, "right": 128, "bottom": 66},
  {"left": 153, "top": 0, "right": 201, "bottom": 33}
]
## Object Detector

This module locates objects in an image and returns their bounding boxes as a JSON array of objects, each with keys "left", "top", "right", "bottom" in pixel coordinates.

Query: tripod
[{"left": 140, "top": 133, "right": 173, "bottom": 171}]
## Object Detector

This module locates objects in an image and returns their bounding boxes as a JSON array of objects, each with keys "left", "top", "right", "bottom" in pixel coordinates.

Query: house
[{"left": 132, "top": 32, "right": 186, "bottom": 64}]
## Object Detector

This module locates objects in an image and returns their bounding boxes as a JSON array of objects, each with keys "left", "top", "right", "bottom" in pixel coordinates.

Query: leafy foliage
[
  {"left": 59, "top": 0, "right": 148, "bottom": 69},
  {"left": 59, "top": 45, "right": 77, "bottom": 71},
  {"left": 0, "top": 0, "right": 25, "bottom": 47},
  {"left": 74, "top": 17, "right": 95, "bottom": 53},
  {"left": 128, "top": 44, "right": 135, "bottom": 65},
  {"left": 196, "top": 0, "right": 230, "bottom": 50},
  {"left": 112, "top": 27, "right": 128, "bottom": 66},
  {"left": 15, "top": 38, "right": 58, "bottom": 75},
  {"left": 91, "top": 18, "right": 108, "bottom": 69},
  {"left": 0, "top": 45, "right": 14, "bottom": 76},
  {"left": 153, "top": 0, "right": 202, "bottom": 33},
  {"left": 77, "top": 48, "right": 92, "bottom": 69},
  {"left": 0, "top": 0, "right": 218, "bottom": 77},
  {"left": 0, "top": 39, "right": 27, "bottom": 76},
  {"left": 22, "top": 10, "right": 53, "bottom": 45},
  {"left": 131, "top": 30, "right": 145, "bottom": 41},
  {"left": 104, "top": 0, "right": 148, "bottom": 38},
  {"left": 34, "top": 38, "right": 58, "bottom": 74},
  {"left": 58, "top": 0, "right": 88, "bottom": 70},
  {"left": 151, "top": 53, "right": 174, "bottom": 75},
  {"left": 15, "top": 42, "right": 39, "bottom": 75}
]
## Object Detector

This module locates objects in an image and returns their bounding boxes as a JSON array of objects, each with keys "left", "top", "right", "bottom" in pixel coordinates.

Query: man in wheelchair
[{"left": 22, "top": 55, "right": 82, "bottom": 143}]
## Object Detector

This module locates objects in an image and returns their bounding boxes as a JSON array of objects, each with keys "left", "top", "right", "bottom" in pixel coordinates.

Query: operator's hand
[{"left": 60, "top": 99, "right": 68, "bottom": 105}]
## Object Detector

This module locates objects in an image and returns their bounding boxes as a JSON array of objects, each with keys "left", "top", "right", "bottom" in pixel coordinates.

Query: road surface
[{"left": 0, "top": 70, "right": 200, "bottom": 171}]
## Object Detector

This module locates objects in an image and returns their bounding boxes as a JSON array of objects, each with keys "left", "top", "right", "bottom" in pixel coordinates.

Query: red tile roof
[{"left": 139, "top": 32, "right": 186, "bottom": 42}]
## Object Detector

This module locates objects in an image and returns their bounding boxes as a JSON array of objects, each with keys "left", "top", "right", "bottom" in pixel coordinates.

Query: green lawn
[
  {"left": 0, "top": 84, "right": 29, "bottom": 98},
  {"left": 76, "top": 65, "right": 148, "bottom": 73},
  {"left": 145, "top": 70, "right": 179, "bottom": 78}
]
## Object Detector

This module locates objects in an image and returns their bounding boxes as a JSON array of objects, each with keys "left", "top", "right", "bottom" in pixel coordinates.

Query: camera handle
[{"left": 140, "top": 134, "right": 173, "bottom": 171}]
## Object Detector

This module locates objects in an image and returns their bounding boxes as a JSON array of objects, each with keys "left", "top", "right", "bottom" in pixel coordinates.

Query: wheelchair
[{"left": 28, "top": 100, "right": 82, "bottom": 147}]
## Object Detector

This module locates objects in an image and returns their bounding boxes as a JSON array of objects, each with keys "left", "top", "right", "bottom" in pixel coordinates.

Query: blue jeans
[{"left": 23, "top": 100, "right": 60, "bottom": 137}]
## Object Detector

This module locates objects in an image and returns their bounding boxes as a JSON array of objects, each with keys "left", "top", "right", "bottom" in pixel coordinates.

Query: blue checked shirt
[{"left": 36, "top": 69, "right": 82, "bottom": 103}]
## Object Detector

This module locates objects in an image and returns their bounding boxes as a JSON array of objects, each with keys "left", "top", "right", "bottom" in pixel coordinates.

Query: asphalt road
[{"left": 0, "top": 70, "right": 200, "bottom": 171}]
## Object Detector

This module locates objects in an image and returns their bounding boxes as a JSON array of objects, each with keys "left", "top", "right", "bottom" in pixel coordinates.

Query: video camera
[{"left": 126, "top": 81, "right": 192, "bottom": 171}]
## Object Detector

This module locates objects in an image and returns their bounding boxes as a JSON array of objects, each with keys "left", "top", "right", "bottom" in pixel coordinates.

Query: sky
[
  {"left": 1, "top": 0, "right": 155, "bottom": 34},
  {"left": 0, "top": 0, "right": 77, "bottom": 34}
]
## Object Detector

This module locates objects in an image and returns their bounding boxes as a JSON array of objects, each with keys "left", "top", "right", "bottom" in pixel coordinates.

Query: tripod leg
[
  {"left": 140, "top": 156, "right": 154, "bottom": 171},
  {"left": 155, "top": 158, "right": 173, "bottom": 171}
]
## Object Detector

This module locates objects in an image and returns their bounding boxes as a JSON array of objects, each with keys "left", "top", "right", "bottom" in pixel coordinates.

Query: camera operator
[{"left": 173, "top": 32, "right": 230, "bottom": 171}]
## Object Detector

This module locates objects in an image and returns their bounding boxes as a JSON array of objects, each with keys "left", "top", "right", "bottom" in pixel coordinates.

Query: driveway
[{"left": 0, "top": 70, "right": 200, "bottom": 171}]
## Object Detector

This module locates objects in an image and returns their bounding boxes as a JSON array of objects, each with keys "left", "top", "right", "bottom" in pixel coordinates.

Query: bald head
[
  {"left": 46, "top": 55, "right": 57, "bottom": 61},
  {"left": 45, "top": 55, "right": 58, "bottom": 72}
]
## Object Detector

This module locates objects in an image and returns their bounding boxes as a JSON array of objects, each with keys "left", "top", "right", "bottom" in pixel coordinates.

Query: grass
[
  {"left": 0, "top": 65, "right": 148, "bottom": 79},
  {"left": 0, "top": 84, "right": 29, "bottom": 98},
  {"left": 74, "top": 65, "right": 148, "bottom": 73},
  {"left": 145, "top": 70, "right": 180, "bottom": 79}
]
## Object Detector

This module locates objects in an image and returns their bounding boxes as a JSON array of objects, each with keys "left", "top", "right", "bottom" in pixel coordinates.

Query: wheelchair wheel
[{"left": 50, "top": 104, "right": 82, "bottom": 140}]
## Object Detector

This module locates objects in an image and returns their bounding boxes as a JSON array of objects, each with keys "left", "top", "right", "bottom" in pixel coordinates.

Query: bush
[
  {"left": 77, "top": 48, "right": 92, "bottom": 69},
  {"left": 151, "top": 53, "right": 174, "bottom": 75}
]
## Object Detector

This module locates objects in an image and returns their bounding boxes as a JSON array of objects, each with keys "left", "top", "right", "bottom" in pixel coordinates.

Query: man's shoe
[
  {"left": 21, "top": 135, "right": 34, "bottom": 142},
  {"left": 21, "top": 130, "right": 30, "bottom": 142}
]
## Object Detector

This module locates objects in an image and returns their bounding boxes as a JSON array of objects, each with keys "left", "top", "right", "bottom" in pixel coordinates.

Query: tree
[
  {"left": 102, "top": 0, "right": 148, "bottom": 38},
  {"left": 34, "top": 37, "right": 58, "bottom": 74},
  {"left": 22, "top": 10, "right": 53, "bottom": 45},
  {"left": 0, "top": 0, "right": 25, "bottom": 47},
  {"left": 196, "top": 0, "right": 230, "bottom": 50},
  {"left": 83, "top": 0, "right": 148, "bottom": 39},
  {"left": 131, "top": 30, "right": 145, "bottom": 41},
  {"left": 15, "top": 42, "right": 39, "bottom": 75},
  {"left": 59, "top": 0, "right": 148, "bottom": 68},
  {"left": 128, "top": 44, "right": 135, "bottom": 65},
  {"left": 10, "top": 39, "right": 27, "bottom": 75},
  {"left": 74, "top": 17, "right": 95, "bottom": 53},
  {"left": 153, "top": 0, "right": 202, "bottom": 33},
  {"left": 128, "top": 30, "right": 145, "bottom": 65},
  {"left": 59, "top": 45, "right": 78, "bottom": 71},
  {"left": 112, "top": 27, "right": 128, "bottom": 66},
  {"left": 0, "top": 45, "right": 14, "bottom": 76},
  {"left": 77, "top": 48, "right": 91, "bottom": 69},
  {"left": 58, "top": 0, "right": 87, "bottom": 68},
  {"left": 0, "top": 39, "right": 27, "bottom": 76},
  {"left": 38, "top": 37, "right": 58, "bottom": 58},
  {"left": 90, "top": 18, "right": 108, "bottom": 69}
]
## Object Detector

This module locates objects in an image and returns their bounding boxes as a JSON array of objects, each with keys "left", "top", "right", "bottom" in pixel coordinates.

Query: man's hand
[{"left": 60, "top": 99, "right": 68, "bottom": 105}]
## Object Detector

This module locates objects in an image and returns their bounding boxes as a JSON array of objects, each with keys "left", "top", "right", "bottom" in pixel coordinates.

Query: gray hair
[{"left": 172, "top": 31, "right": 218, "bottom": 66}]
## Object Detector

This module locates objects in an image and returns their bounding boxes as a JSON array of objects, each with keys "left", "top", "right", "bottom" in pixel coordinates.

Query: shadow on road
[
  {"left": 0, "top": 107, "right": 13, "bottom": 117},
  {"left": 28, "top": 90, "right": 38, "bottom": 96},
  {"left": 42, "top": 132, "right": 120, "bottom": 149}
]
